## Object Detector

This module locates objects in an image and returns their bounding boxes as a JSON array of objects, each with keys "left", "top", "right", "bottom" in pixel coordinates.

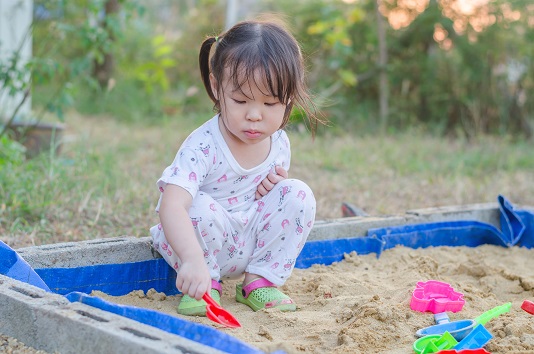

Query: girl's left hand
[{"left": 255, "top": 165, "right": 288, "bottom": 199}]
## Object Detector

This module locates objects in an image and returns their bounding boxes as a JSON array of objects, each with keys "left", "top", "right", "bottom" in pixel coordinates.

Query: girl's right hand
[
  {"left": 255, "top": 165, "right": 288, "bottom": 199},
  {"left": 175, "top": 259, "right": 212, "bottom": 300}
]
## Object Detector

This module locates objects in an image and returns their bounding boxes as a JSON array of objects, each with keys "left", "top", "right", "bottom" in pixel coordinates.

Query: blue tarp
[
  {"left": 0, "top": 240, "right": 51, "bottom": 292},
  {"left": 296, "top": 195, "right": 533, "bottom": 268},
  {"left": 63, "top": 292, "right": 264, "bottom": 354},
  {"left": 1, "top": 195, "right": 533, "bottom": 354},
  {"left": 38, "top": 258, "right": 179, "bottom": 296}
]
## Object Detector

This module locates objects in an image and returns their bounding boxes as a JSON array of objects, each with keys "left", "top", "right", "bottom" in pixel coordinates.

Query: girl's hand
[
  {"left": 255, "top": 165, "right": 288, "bottom": 200},
  {"left": 175, "top": 258, "right": 212, "bottom": 300}
]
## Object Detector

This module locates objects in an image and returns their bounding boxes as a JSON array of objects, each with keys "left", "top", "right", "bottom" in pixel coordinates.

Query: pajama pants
[{"left": 150, "top": 179, "right": 316, "bottom": 286}]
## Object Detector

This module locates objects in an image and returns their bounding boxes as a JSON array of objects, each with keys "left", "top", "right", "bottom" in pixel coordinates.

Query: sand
[
  {"left": 0, "top": 335, "right": 52, "bottom": 354},
  {"left": 91, "top": 244, "right": 534, "bottom": 354}
]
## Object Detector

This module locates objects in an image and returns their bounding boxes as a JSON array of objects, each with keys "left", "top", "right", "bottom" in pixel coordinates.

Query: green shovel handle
[{"left": 474, "top": 302, "right": 512, "bottom": 325}]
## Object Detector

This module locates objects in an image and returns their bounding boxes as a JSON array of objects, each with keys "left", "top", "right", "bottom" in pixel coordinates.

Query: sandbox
[{"left": 1, "top": 195, "right": 533, "bottom": 353}]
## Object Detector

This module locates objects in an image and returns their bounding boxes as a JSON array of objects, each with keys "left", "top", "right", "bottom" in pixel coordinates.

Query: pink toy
[
  {"left": 410, "top": 280, "right": 465, "bottom": 314},
  {"left": 436, "top": 349, "right": 490, "bottom": 354}
]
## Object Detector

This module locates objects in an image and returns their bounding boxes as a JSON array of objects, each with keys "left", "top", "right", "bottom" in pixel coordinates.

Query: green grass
[
  {"left": 1, "top": 112, "right": 533, "bottom": 248},
  {"left": 293, "top": 131, "right": 532, "bottom": 177}
]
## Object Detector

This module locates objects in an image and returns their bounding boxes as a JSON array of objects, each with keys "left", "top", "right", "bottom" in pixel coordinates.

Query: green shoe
[
  {"left": 177, "top": 280, "right": 222, "bottom": 316},
  {"left": 236, "top": 278, "right": 296, "bottom": 312}
]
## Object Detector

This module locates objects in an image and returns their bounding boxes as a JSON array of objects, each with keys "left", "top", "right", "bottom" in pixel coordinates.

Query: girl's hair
[{"left": 199, "top": 17, "right": 324, "bottom": 136}]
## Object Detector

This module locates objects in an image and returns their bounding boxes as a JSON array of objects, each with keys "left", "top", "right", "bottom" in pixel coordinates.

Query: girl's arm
[
  {"left": 159, "top": 184, "right": 211, "bottom": 300},
  {"left": 255, "top": 165, "right": 288, "bottom": 199}
]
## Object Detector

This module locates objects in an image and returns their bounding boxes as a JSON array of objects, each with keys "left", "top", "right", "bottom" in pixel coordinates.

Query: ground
[{"left": 0, "top": 335, "right": 50, "bottom": 354}]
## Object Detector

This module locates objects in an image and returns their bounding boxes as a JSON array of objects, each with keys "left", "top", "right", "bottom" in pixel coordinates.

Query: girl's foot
[
  {"left": 177, "top": 280, "right": 222, "bottom": 316},
  {"left": 235, "top": 278, "right": 296, "bottom": 312}
]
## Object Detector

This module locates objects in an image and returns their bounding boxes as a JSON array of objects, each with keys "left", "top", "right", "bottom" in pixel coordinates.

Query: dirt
[
  {"left": 89, "top": 244, "right": 534, "bottom": 354},
  {"left": 0, "top": 335, "right": 51, "bottom": 354}
]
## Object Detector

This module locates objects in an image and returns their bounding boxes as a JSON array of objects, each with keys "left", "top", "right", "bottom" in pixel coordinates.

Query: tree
[
  {"left": 376, "top": 0, "right": 389, "bottom": 133},
  {"left": 93, "top": 0, "right": 120, "bottom": 89}
]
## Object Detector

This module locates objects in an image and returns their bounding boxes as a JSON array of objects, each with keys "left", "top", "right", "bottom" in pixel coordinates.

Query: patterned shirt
[{"left": 155, "top": 115, "right": 291, "bottom": 213}]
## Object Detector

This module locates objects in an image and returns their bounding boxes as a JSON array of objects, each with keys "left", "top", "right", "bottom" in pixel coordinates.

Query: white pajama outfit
[{"left": 150, "top": 115, "right": 316, "bottom": 286}]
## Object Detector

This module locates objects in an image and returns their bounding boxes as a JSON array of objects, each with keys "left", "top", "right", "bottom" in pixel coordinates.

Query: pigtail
[{"left": 199, "top": 37, "right": 217, "bottom": 104}]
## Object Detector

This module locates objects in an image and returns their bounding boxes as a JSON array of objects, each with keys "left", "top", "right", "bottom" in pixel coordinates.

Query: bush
[{"left": 0, "top": 136, "right": 26, "bottom": 168}]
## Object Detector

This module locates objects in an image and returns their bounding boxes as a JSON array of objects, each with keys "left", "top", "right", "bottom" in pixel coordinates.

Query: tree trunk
[
  {"left": 93, "top": 0, "right": 120, "bottom": 89},
  {"left": 375, "top": 0, "right": 389, "bottom": 133}
]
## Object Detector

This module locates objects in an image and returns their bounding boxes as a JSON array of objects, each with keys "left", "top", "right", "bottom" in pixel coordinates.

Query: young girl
[{"left": 150, "top": 18, "right": 323, "bottom": 316}]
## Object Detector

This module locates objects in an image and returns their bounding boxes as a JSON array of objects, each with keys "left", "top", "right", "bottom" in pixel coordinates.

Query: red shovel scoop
[
  {"left": 203, "top": 292, "right": 242, "bottom": 328},
  {"left": 522, "top": 300, "right": 534, "bottom": 315}
]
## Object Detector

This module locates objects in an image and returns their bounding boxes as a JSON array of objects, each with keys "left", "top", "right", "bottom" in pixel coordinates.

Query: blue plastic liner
[
  {"left": 371, "top": 220, "right": 508, "bottom": 251},
  {"left": 0, "top": 240, "right": 50, "bottom": 292},
  {"left": 295, "top": 235, "right": 383, "bottom": 268},
  {"left": 38, "top": 258, "right": 178, "bottom": 296},
  {"left": 64, "top": 292, "right": 263, "bottom": 354},
  {"left": 297, "top": 195, "right": 533, "bottom": 268},
  {"left": 1, "top": 195, "right": 533, "bottom": 354}
]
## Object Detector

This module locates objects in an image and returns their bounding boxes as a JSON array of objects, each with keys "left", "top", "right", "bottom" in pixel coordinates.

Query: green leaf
[{"left": 338, "top": 69, "right": 357, "bottom": 86}]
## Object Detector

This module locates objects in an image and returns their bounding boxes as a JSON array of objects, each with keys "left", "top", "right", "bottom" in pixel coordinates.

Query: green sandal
[
  {"left": 236, "top": 278, "right": 296, "bottom": 312},
  {"left": 177, "top": 280, "right": 222, "bottom": 316}
]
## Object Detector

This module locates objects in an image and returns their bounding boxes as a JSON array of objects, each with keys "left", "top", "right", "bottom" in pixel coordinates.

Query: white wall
[{"left": 0, "top": 0, "right": 33, "bottom": 121}]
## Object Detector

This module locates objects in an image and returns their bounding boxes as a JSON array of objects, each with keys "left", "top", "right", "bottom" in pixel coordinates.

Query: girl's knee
[
  {"left": 276, "top": 179, "right": 316, "bottom": 209},
  {"left": 150, "top": 226, "right": 181, "bottom": 269}
]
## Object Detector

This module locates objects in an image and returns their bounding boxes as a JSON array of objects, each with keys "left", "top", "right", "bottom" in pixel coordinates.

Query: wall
[{"left": 0, "top": 0, "right": 33, "bottom": 121}]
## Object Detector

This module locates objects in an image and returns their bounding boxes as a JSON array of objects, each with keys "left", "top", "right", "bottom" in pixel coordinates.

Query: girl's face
[{"left": 210, "top": 69, "right": 287, "bottom": 148}]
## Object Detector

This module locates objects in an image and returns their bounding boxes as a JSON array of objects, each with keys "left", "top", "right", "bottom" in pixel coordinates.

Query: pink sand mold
[{"left": 410, "top": 280, "right": 465, "bottom": 314}]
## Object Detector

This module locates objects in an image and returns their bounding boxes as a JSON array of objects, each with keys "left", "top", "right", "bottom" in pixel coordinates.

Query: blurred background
[
  {"left": 4, "top": 0, "right": 534, "bottom": 136},
  {"left": 1, "top": 0, "right": 533, "bottom": 247}
]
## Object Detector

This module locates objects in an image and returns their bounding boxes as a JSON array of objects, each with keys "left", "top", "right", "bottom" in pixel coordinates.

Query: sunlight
[
  {"left": 381, "top": 0, "right": 429, "bottom": 30},
  {"left": 433, "top": 24, "right": 453, "bottom": 50},
  {"left": 454, "top": 0, "right": 488, "bottom": 15},
  {"left": 382, "top": 0, "right": 496, "bottom": 31},
  {"left": 379, "top": 0, "right": 529, "bottom": 37}
]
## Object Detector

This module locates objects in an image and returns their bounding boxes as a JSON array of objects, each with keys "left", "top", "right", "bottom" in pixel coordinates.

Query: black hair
[{"left": 199, "top": 18, "right": 324, "bottom": 136}]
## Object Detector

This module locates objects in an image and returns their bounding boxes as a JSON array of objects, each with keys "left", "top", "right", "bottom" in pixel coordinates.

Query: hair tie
[{"left": 215, "top": 36, "right": 219, "bottom": 43}]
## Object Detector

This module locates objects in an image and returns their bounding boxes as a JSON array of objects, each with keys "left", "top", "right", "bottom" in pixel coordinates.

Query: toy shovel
[
  {"left": 416, "top": 302, "right": 511, "bottom": 341},
  {"left": 203, "top": 292, "right": 242, "bottom": 328}
]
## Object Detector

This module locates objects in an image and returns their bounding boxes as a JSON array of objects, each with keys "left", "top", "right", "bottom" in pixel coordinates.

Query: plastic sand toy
[
  {"left": 414, "top": 325, "right": 492, "bottom": 354},
  {"left": 521, "top": 300, "right": 534, "bottom": 315},
  {"left": 413, "top": 331, "right": 458, "bottom": 354},
  {"left": 453, "top": 324, "right": 492, "bottom": 350},
  {"left": 203, "top": 292, "right": 241, "bottom": 328},
  {"left": 436, "top": 349, "right": 490, "bottom": 354},
  {"left": 410, "top": 280, "right": 465, "bottom": 314},
  {"left": 413, "top": 335, "right": 442, "bottom": 353},
  {"left": 416, "top": 302, "right": 511, "bottom": 341}
]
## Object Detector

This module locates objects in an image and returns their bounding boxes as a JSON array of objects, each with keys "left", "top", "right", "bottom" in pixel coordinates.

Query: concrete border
[
  {"left": 0, "top": 275, "right": 224, "bottom": 354},
  {"left": 309, "top": 202, "right": 501, "bottom": 241},
  {"left": 17, "top": 203, "right": 501, "bottom": 269}
]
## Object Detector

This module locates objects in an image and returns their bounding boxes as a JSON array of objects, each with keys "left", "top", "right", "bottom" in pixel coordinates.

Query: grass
[{"left": 1, "top": 111, "right": 533, "bottom": 248}]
